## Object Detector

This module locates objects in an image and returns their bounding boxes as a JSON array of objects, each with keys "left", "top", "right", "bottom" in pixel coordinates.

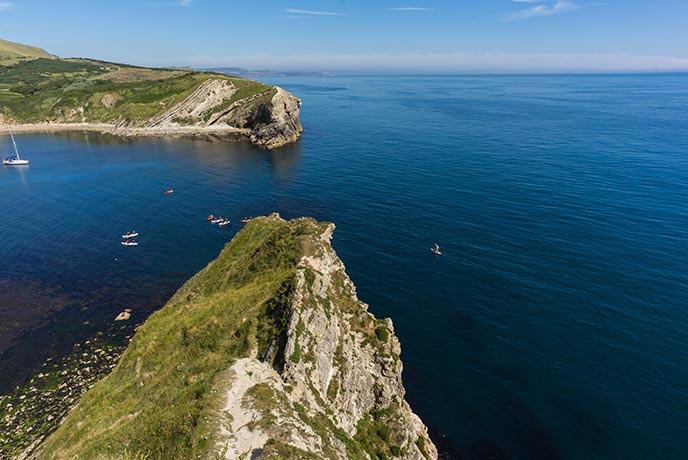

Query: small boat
[
  {"left": 207, "top": 214, "right": 215, "bottom": 221},
  {"left": 2, "top": 132, "right": 29, "bottom": 166},
  {"left": 121, "top": 240, "right": 139, "bottom": 246},
  {"left": 210, "top": 217, "right": 223, "bottom": 224},
  {"left": 218, "top": 219, "right": 230, "bottom": 227},
  {"left": 240, "top": 218, "right": 252, "bottom": 224},
  {"left": 431, "top": 243, "right": 442, "bottom": 255},
  {"left": 122, "top": 231, "right": 139, "bottom": 239},
  {"left": 165, "top": 189, "right": 174, "bottom": 195}
]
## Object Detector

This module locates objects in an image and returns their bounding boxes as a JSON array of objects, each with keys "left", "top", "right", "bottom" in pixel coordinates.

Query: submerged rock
[{"left": 114, "top": 309, "right": 131, "bottom": 321}]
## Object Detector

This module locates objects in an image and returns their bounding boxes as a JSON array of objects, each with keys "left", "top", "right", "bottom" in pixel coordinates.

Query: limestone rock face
[
  {"left": 212, "top": 217, "right": 437, "bottom": 460},
  {"left": 249, "top": 87, "right": 303, "bottom": 150},
  {"left": 145, "top": 78, "right": 237, "bottom": 128}
]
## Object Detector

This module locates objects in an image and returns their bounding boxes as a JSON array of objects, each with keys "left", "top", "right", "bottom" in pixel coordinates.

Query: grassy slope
[
  {"left": 0, "top": 57, "right": 271, "bottom": 125},
  {"left": 0, "top": 38, "right": 53, "bottom": 65},
  {"left": 34, "top": 217, "right": 324, "bottom": 459}
]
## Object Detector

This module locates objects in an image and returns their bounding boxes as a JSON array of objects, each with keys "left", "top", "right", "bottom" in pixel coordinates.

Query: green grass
[
  {"left": 326, "top": 375, "right": 339, "bottom": 401},
  {"left": 0, "top": 38, "right": 53, "bottom": 66},
  {"left": 375, "top": 325, "right": 389, "bottom": 342},
  {"left": 81, "top": 72, "right": 208, "bottom": 123},
  {"left": 33, "top": 216, "right": 329, "bottom": 460},
  {"left": 416, "top": 436, "right": 431, "bottom": 460},
  {"left": 257, "top": 438, "right": 322, "bottom": 459},
  {"left": 289, "top": 318, "right": 306, "bottom": 363},
  {"left": 354, "top": 405, "right": 407, "bottom": 460}
]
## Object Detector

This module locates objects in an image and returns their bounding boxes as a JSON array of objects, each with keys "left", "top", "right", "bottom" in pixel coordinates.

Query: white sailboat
[{"left": 3, "top": 132, "right": 29, "bottom": 166}]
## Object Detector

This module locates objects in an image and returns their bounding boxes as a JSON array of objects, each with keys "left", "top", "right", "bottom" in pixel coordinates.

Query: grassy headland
[{"left": 0, "top": 57, "right": 271, "bottom": 125}]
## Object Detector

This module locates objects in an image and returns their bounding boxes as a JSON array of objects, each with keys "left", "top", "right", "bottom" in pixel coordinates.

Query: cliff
[
  {"left": 26, "top": 215, "right": 437, "bottom": 460},
  {"left": 249, "top": 87, "right": 303, "bottom": 149},
  {"left": 0, "top": 44, "right": 302, "bottom": 149}
]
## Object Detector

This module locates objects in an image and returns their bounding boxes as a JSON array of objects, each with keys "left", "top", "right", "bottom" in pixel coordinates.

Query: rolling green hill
[{"left": 0, "top": 38, "right": 54, "bottom": 65}]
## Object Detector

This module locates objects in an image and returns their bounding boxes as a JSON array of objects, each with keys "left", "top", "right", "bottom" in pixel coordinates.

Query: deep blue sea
[{"left": 1, "top": 74, "right": 687, "bottom": 459}]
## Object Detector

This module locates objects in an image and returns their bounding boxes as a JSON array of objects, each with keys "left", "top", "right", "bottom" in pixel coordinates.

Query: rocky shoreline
[
  {"left": 0, "top": 123, "right": 248, "bottom": 135},
  {"left": 0, "top": 336, "right": 128, "bottom": 459},
  {"left": 0, "top": 123, "right": 252, "bottom": 146}
]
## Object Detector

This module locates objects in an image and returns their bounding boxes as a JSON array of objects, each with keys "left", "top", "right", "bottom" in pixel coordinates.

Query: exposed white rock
[
  {"left": 214, "top": 358, "right": 328, "bottom": 459},
  {"left": 114, "top": 309, "right": 131, "bottom": 321},
  {"left": 145, "top": 79, "right": 237, "bottom": 128},
  {"left": 211, "top": 217, "right": 437, "bottom": 460}
]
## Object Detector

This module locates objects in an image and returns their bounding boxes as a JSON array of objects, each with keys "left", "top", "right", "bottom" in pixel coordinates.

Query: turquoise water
[{"left": 1, "top": 74, "right": 688, "bottom": 459}]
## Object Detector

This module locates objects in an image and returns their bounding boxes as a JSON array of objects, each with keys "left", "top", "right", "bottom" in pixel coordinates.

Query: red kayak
[{"left": 240, "top": 218, "right": 252, "bottom": 224}]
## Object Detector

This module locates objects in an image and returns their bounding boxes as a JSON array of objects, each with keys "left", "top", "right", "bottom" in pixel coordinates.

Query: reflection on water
[
  {"left": 1, "top": 164, "right": 30, "bottom": 186},
  {"left": 266, "top": 142, "right": 303, "bottom": 185},
  {"left": 52, "top": 130, "right": 136, "bottom": 146}
]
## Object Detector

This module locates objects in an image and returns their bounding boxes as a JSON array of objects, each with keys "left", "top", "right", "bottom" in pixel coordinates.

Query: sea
[{"left": 1, "top": 74, "right": 687, "bottom": 459}]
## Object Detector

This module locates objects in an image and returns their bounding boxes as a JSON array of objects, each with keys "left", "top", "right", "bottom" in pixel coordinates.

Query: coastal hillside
[
  {"left": 0, "top": 41, "right": 301, "bottom": 149},
  {"left": 0, "top": 39, "right": 53, "bottom": 65},
  {"left": 26, "top": 215, "right": 437, "bottom": 460}
]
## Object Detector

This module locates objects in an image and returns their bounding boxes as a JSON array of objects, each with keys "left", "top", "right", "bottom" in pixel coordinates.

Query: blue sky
[{"left": 1, "top": 0, "right": 687, "bottom": 72}]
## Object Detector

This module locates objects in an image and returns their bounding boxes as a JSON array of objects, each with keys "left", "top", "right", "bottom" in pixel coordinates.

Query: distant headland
[{"left": 0, "top": 39, "right": 302, "bottom": 149}]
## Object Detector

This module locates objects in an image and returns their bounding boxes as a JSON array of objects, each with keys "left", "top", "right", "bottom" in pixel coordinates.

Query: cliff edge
[{"left": 26, "top": 215, "right": 436, "bottom": 460}]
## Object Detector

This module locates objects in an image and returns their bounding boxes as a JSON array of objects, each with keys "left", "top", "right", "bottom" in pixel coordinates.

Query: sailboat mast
[{"left": 10, "top": 132, "right": 20, "bottom": 159}]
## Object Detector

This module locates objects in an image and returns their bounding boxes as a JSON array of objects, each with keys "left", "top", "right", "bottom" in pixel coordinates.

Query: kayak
[{"left": 122, "top": 232, "right": 139, "bottom": 239}]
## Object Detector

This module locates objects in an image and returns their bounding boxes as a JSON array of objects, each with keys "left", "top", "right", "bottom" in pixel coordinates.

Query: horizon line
[{"left": 200, "top": 67, "right": 688, "bottom": 76}]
